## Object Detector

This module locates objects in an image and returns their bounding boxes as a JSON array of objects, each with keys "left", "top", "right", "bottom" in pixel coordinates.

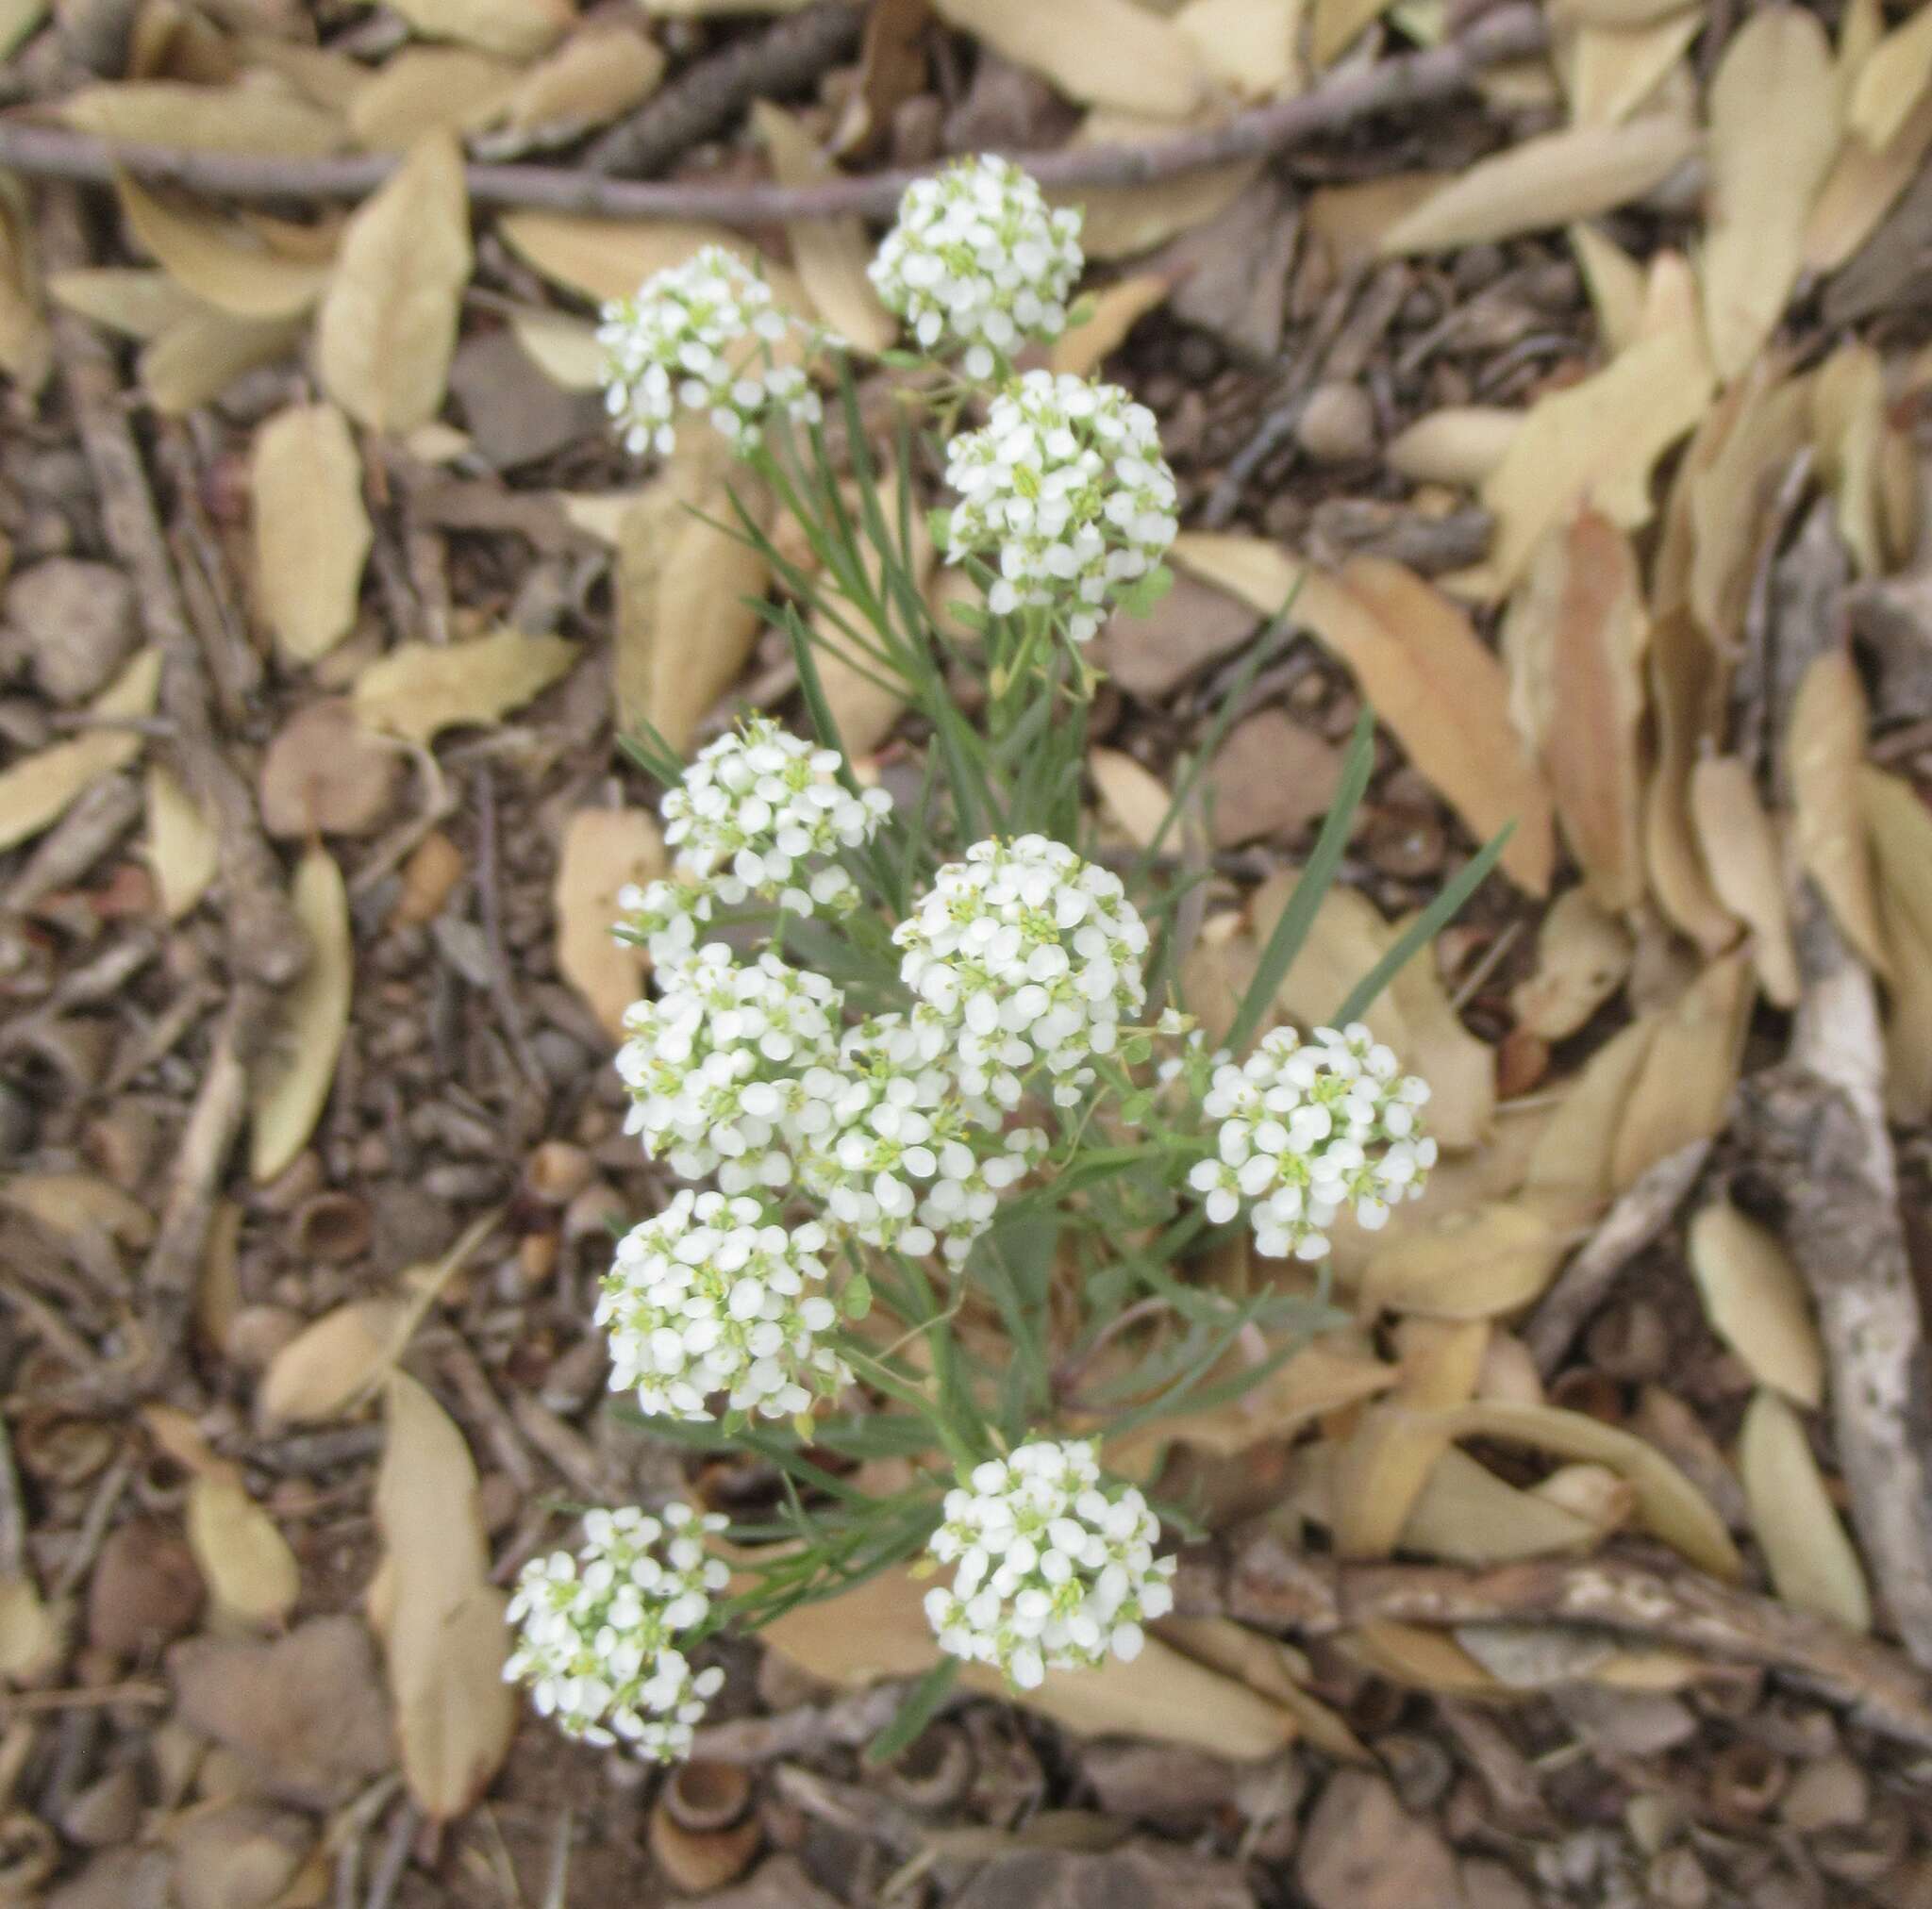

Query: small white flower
[
  {"left": 505, "top": 1503, "right": 730, "bottom": 1762},
  {"left": 941, "top": 370, "right": 1178, "bottom": 643},
  {"left": 871, "top": 156, "right": 1083, "bottom": 371},
  {"left": 893, "top": 836, "right": 1150, "bottom": 1104},
  {"left": 921, "top": 1438, "right": 1175, "bottom": 1685},
  {"left": 598, "top": 1189, "right": 852, "bottom": 1423},
  {"left": 1190, "top": 1022, "right": 1435, "bottom": 1260},
  {"left": 598, "top": 246, "right": 824, "bottom": 459},
  {"left": 616, "top": 943, "right": 843, "bottom": 1189}
]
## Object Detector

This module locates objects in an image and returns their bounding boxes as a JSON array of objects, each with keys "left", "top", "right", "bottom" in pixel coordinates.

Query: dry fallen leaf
[
  {"left": 1570, "top": 220, "right": 1648, "bottom": 353},
  {"left": 345, "top": 45, "right": 521, "bottom": 151},
  {"left": 139, "top": 307, "right": 304, "bottom": 415},
  {"left": 1789, "top": 651, "right": 1889, "bottom": 972},
  {"left": 1050, "top": 273, "right": 1172, "bottom": 377},
  {"left": 1509, "top": 887, "right": 1633, "bottom": 1039},
  {"left": 1847, "top": 0, "right": 1932, "bottom": 148},
  {"left": 1700, "top": 7, "right": 1841, "bottom": 381},
  {"left": 258, "top": 1300, "right": 405, "bottom": 1426},
  {"left": 1567, "top": 11, "right": 1701, "bottom": 126},
  {"left": 1688, "top": 1200, "right": 1824, "bottom": 1407},
  {"left": 248, "top": 847, "right": 353, "bottom": 1182},
  {"left": 1058, "top": 116, "right": 1260, "bottom": 261},
  {"left": 1643, "top": 610, "right": 1738, "bottom": 954},
  {"left": 1805, "top": 87, "right": 1932, "bottom": 272},
  {"left": 1384, "top": 407, "right": 1524, "bottom": 487},
  {"left": 753, "top": 103, "right": 895, "bottom": 352},
  {"left": 1090, "top": 747, "right": 1176, "bottom": 852},
  {"left": 258, "top": 698, "right": 402, "bottom": 838},
  {"left": 1504, "top": 509, "right": 1648, "bottom": 910},
  {"left": 554, "top": 808, "right": 665, "bottom": 1038},
  {"left": 315, "top": 131, "right": 472, "bottom": 435},
  {"left": 354, "top": 628, "right": 578, "bottom": 744},
  {"left": 1174, "top": 0, "right": 1304, "bottom": 97},
  {"left": 387, "top": 0, "right": 570, "bottom": 56},
  {"left": 116, "top": 173, "right": 332, "bottom": 321},
  {"left": 0, "top": 646, "right": 159, "bottom": 853},
  {"left": 929, "top": 0, "right": 1206, "bottom": 115},
  {"left": 146, "top": 761, "right": 220, "bottom": 921},
  {"left": 1172, "top": 539, "right": 1556, "bottom": 894},
  {"left": 615, "top": 445, "right": 770, "bottom": 756},
  {"left": 1812, "top": 340, "right": 1917, "bottom": 577},
  {"left": 1860, "top": 766, "right": 1932, "bottom": 1120},
  {"left": 1379, "top": 117, "right": 1700, "bottom": 253},
  {"left": 1360, "top": 1194, "right": 1589, "bottom": 1320},
  {"left": 1738, "top": 1388, "right": 1872, "bottom": 1632},
  {"left": 506, "top": 307, "right": 604, "bottom": 390},
  {"left": 61, "top": 80, "right": 345, "bottom": 157},
  {"left": 1524, "top": 1016, "right": 1656, "bottom": 1199},
  {"left": 375, "top": 1373, "right": 515, "bottom": 1819},
  {"left": 1689, "top": 755, "right": 1798, "bottom": 1007},
  {"left": 498, "top": 22, "right": 665, "bottom": 141},
  {"left": 47, "top": 265, "right": 202, "bottom": 340},
  {"left": 1400, "top": 1446, "right": 1600, "bottom": 1565},
  {"left": 250, "top": 402, "right": 371, "bottom": 663},
  {"left": 187, "top": 1472, "right": 301, "bottom": 1632},
  {"left": 497, "top": 211, "right": 760, "bottom": 304},
  {"left": 0, "top": 1572, "right": 64, "bottom": 1685}
]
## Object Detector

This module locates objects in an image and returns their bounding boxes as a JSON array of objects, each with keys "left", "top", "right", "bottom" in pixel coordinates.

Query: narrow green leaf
[{"left": 865, "top": 1656, "right": 961, "bottom": 1767}]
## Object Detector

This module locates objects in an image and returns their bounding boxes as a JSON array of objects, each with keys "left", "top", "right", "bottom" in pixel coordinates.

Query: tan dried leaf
[
  {"left": 1789, "top": 651, "right": 1888, "bottom": 972},
  {"left": 1361, "top": 1194, "right": 1589, "bottom": 1320},
  {"left": 139, "top": 307, "right": 303, "bottom": 415},
  {"left": 375, "top": 1373, "right": 515, "bottom": 1818},
  {"left": 1689, "top": 755, "right": 1798, "bottom": 1006},
  {"left": 0, "top": 186, "right": 47, "bottom": 395},
  {"left": 1701, "top": 8, "right": 1841, "bottom": 380},
  {"left": 554, "top": 808, "right": 664, "bottom": 1038},
  {"left": 1567, "top": 11, "right": 1701, "bottom": 126},
  {"left": 1738, "top": 1388, "right": 1871, "bottom": 1631},
  {"left": 1570, "top": 221, "right": 1647, "bottom": 352},
  {"left": 1383, "top": 406, "right": 1523, "bottom": 487},
  {"left": 187, "top": 1472, "right": 300, "bottom": 1630},
  {"left": 930, "top": 0, "right": 1205, "bottom": 114},
  {"left": 116, "top": 174, "right": 331, "bottom": 320},
  {"left": 1812, "top": 341, "right": 1913, "bottom": 577},
  {"left": 146, "top": 762, "right": 219, "bottom": 921},
  {"left": 1174, "top": 0, "right": 1305, "bottom": 97},
  {"left": 615, "top": 447, "right": 769, "bottom": 756},
  {"left": 497, "top": 211, "right": 757, "bottom": 303},
  {"left": 315, "top": 131, "right": 472, "bottom": 435},
  {"left": 1330, "top": 1406, "right": 1458, "bottom": 1558},
  {"left": 0, "top": 1575, "right": 64, "bottom": 1684},
  {"left": 506, "top": 307, "right": 603, "bottom": 390},
  {"left": 1847, "top": 0, "right": 1932, "bottom": 148},
  {"left": 1860, "top": 766, "right": 1932, "bottom": 1120},
  {"left": 0, "top": 0, "right": 45, "bottom": 58},
  {"left": 258, "top": 698, "right": 401, "bottom": 838},
  {"left": 760, "top": 1562, "right": 1299, "bottom": 1757},
  {"left": 1505, "top": 509, "right": 1648, "bottom": 910},
  {"left": 1644, "top": 609, "right": 1738, "bottom": 953},
  {"left": 258, "top": 1300, "right": 405, "bottom": 1425},
  {"left": 500, "top": 23, "right": 665, "bottom": 137},
  {"left": 1524, "top": 1015, "right": 1657, "bottom": 1199},
  {"left": 354, "top": 628, "right": 577, "bottom": 744},
  {"left": 1050, "top": 273, "right": 1172, "bottom": 376},
  {"left": 1399, "top": 1446, "right": 1600, "bottom": 1564},
  {"left": 47, "top": 266, "right": 201, "bottom": 340},
  {"left": 1058, "top": 126, "right": 1258, "bottom": 261},
  {"left": 753, "top": 102, "right": 894, "bottom": 351},
  {"left": 61, "top": 80, "right": 345, "bottom": 156},
  {"left": 248, "top": 847, "right": 353, "bottom": 1183},
  {"left": 387, "top": 0, "right": 570, "bottom": 56},
  {"left": 1089, "top": 748, "right": 1174, "bottom": 852},
  {"left": 251, "top": 402, "right": 371, "bottom": 663},
  {"left": 1379, "top": 118, "right": 1700, "bottom": 254},
  {"left": 345, "top": 46, "right": 520, "bottom": 151},
  {"left": 1509, "top": 887, "right": 1633, "bottom": 1040},
  {"left": 1688, "top": 1201, "right": 1824, "bottom": 1406},
  {"left": 0, "top": 647, "right": 159, "bottom": 853},
  {"left": 1805, "top": 88, "right": 1932, "bottom": 272}
]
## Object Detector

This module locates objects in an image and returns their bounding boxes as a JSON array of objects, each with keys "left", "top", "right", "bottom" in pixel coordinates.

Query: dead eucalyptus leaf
[
  {"left": 1089, "top": 748, "right": 1174, "bottom": 852},
  {"left": 139, "top": 307, "right": 303, "bottom": 415},
  {"left": 1050, "top": 273, "right": 1172, "bottom": 376},
  {"left": 1379, "top": 117, "right": 1700, "bottom": 253},
  {"left": 614, "top": 445, "right": 769, "bottom": 755},
  {"left": 258, "top": 1300, "right": 406, "bottom": 1426},
  {"left": 497, "top": 212, "right": 758, "bottom": 304},
  {"left": 251, "top": 402, "right": 370, "bottom": 663},
  {"left": 354, "top": 628, "right": 577, "bottom": 744},
  {"left": 1504, "top": 509, "right": 1648, "bottom": 909},
  {"left": 1361, "top": 1193, "right": 1590, "bottom": 1320},
  {"left": 929, "top": 0, "right": 1206, "bottom": 115},
  {"left": 1738, "top": 1388, "right": 1872, "bottom": 1631},
  {"left": 1609, "top": 951, "right": 1752, "bottom": 1191},
  {"left": 1348, "top": 1619, "right": 1506, "bottom": 1694},
  {"left": 387, "top": 0, "right": 570, "bottom": 56},
  {"left": 1571, "top": 220, "right": 1647, "bottom": 352},
  {"left": 146, "top": 762, "right": 219, "bottom": 921},
  {"left": 1567, "top": 11, "right": 1701, "bottom": 126},
  {"left": 753, "top": 102, "right": 894, "bottom": 351},
  {"left": 1847, "top": 0, "right": 1932, "bottom": 148},
  {"left": 1330, "top": 1406, "right": 1460, "bottom": 1557},
  {"left": 315, "top": 130, "right": 472, "bottom": 435},
  {"left": 248, "top": 847, "right": 353, "bottom": 1182},
  {"left": 1058, "top": 119, "right": 1259, "bottom": 261},
  {"left": 1384, "top": 407, "right": 1523, "bottom": 487},
  {"left": 1688, "top": 1200, "right": 1824, "bottom": 1407},
  {"left": 1644, "top": 610, "right": 1738, "bottom": 954},
  {"left": 1689, "top": 755, "right": 1798, "bottom": 1006},
  {"left": 116, "top": 173, "right": 331, "bottom": 320},
  {"left": 1805, "top": 88, "right": 1932, "bottom": 272},
  {"left": 1812, "top": 341, "right": 1915, "bottom": 576},
  {"left": 1701, "top": 8, "right": 1841, "bottom": 381},
  {"left": 506, "top": 307, "right": 603, "bottom": 390},
  {"left": 258, "top": 698, "right": 401, "bottom": 838},
  {"left": 1154, "top": 1615, "right": 1369, "bottom": 1763},
  {"left": 1789, "top": 651, "right": 1888, "bottom": 972},
  {"left": 47, "top": 266, "right": 201, "bottom": 340},
  {"left": 1399, "top": 1447, "right": 1600, "bottom": 1564},
  {"left": 0, "top": 646, "right": 159, "bottom": 853},
  {"left": 1509, "top": 887, "right": 1633, "bottom": 1039},
  {"left": 499, "top": 23, "right": 665, "bottom": 139},
  {"left": 1524, "top": 1015, "right": 1657, "bottom": 1199},
  {"left": 1859, "top": 766, "right": 1932, "bottom": 1120},
  {"left": 345, "top": 45, "right": 521, "bottom": 151},
  {"left": 375, "top": 1373, "right": 515, "bottom": 1818},
  {"left": 62, "top": 80, "right": 345, "bottom": 156},
  {"left": 187, "top": 1472, "right": 300, "bottom": 1630},
  {"left": 0, "top": 1575, "right": 63, "bottom": 1684},
  {"left": 1394, "top": 1319, "right": 1491, "bottom": 1410},
  {"left": 554, "top": 808, "right": 664, "bottom": 1038}
]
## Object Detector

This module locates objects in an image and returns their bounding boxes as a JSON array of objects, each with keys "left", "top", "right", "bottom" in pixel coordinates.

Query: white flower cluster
[
  {"left": 942, "top": 371, "right": 1178, "bottom": 644},
  {"left": 1189, "top": 1023, "right": 1435, "bottom": 1259},
  {"left": 795, "top": 1014, "right": 1048, "bottom": 1266},
  {"left": 598, "top": 245, "right": 821, "bottom": 459},
  {"left": 505, "top": 1504, "right": 729, "bottom": 1761},
  {"left": 616, "top": 946, "right": 841, "bottom": 1189},
  {"left": 616, "top": 718, "right": 893, "bottom": 970},
  {"left": 871, "top": 155, "right": 1085, "bottom": 380},
  {"left": 923, "top": 1438, "right": 1174, "bottom": 1689},
  {"left": 895, "top": 836, "right": 1150, "bottom": 1108},
  {"left": 598, "top": 1190, "right": 850, "bottom": 1422}
]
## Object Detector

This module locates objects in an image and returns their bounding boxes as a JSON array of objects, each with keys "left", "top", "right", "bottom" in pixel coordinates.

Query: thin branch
[{"left": 0, "top": 8, "right": 1547, "bottom": 224}]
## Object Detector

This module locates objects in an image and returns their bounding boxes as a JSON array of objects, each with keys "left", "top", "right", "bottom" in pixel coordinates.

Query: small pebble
[
  {"left": 1296, "top": 383, "right": 1376, "bottom": 464},
  {"left": 5, "top": 558, "right": 139, "bottom": 705}
]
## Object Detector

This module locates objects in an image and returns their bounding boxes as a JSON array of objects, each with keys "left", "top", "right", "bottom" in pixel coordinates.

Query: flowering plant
[{"left": 508, "top": 156, "right": 1507, "bottom": 1765}]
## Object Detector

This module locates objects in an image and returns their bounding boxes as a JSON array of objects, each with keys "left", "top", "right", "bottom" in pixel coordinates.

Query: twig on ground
[
  {"left": 1729, "top": 504, "right": 1932, "bottom": 1669},
  {"left": 3, "top": 773, "right": 142, "bottom": 912},
  {"left": 1524, "top": 1140, "right": 1711, "bottom": 1377},
  {"left": 1188, "top": 1535, "right": 1932, "bottom": 1751},
  {"left": 583, "top": 0, "right": 865, "bottom": 177},
  {"left": 0, "top": 1681, "right": 168, "bottom": 1717},
  {"left": 691, "top": 1682, "right": 914, "bottom": 1763},
  {"left": 0, "top": 8, "right": 1547, "bottom": 223},
  {"left": 472, "top": 764, "right": 548, "bottom": 1102},
  {"left": 0, "top": 1417, "right": 25, "bottom": 1582},
  {"left": 42, "top": 188, "right": 307, "bottom": 989}
]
